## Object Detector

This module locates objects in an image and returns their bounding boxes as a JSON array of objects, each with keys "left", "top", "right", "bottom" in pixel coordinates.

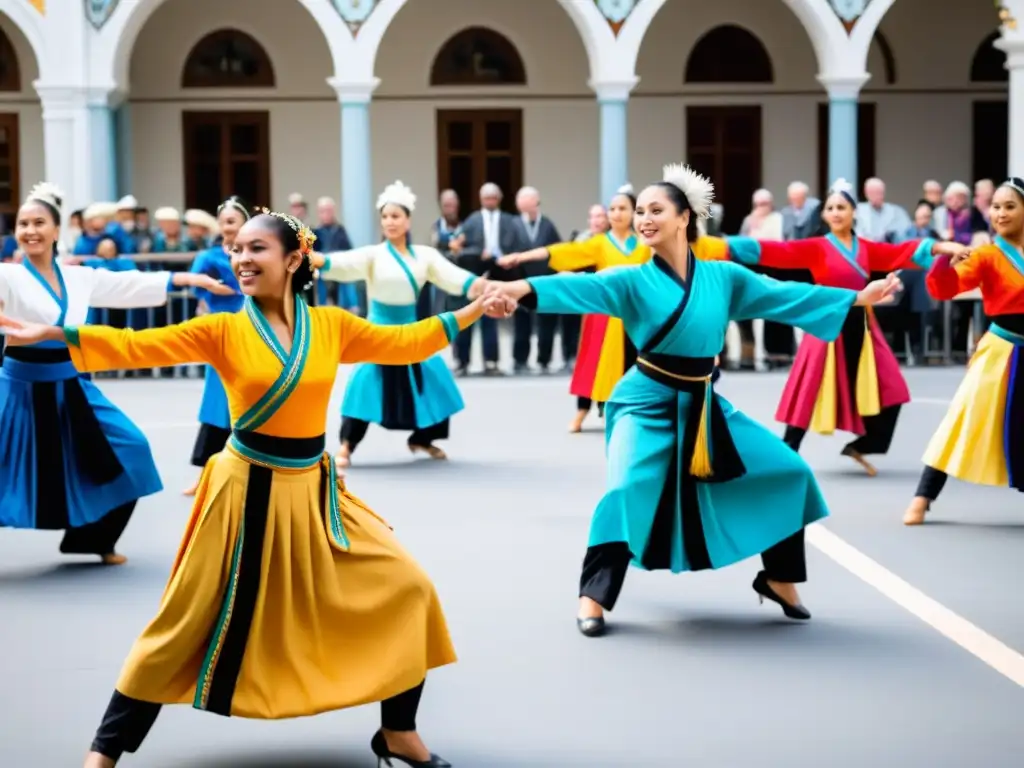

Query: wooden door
[
  {"left": 816, "top": 102, "right": 876, "bottom": 198},
  {"left": 973, "top": 101, "right": 1008, "bottom": 183},
  {"left": 182, "top": 111, "right": 270, "bottom": 212},
  {"left": 436, "top": 109, "right": 523, "bottom": 219},
  {"left": 0, "top": 113, "right": 19, "bottom": 231},
  {"left": 686, "top": 106, "right": 762, "bottom": 235}
]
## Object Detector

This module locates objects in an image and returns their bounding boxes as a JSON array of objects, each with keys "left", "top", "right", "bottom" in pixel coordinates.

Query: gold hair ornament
[{"left": 257, "top": 208, "right": 318, "bottom": 257}]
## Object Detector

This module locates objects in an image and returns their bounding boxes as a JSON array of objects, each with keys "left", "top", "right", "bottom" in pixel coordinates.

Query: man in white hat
[
  {"left": 183, "top": 209, "right": 216, "bottom": 251},
  {"left": 114, "top": 195, "right": 144, "bottom": 253},
  {"left": 151, "top": 207, "right": 187, "bottom": 253}
]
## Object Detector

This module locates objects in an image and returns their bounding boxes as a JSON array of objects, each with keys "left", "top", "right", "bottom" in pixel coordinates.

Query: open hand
[
  {"left": 950, "top": 246, "right": 973, "bottom": 266},
  {"left": 485, "top": 279, "right": 532, "bottom": 303},
  {"left": 466, "top": 277, "right": 489, "bottom": 299},
  {"left": 0, "top": 314, "right": 59, "bottom": 345},
  {"left": 856, "top": 272, "right": 903, "bottom": 306}
]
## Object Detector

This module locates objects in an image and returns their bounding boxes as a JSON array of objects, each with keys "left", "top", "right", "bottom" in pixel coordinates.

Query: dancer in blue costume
[
  {"left": 0, "top": 182, "right": 234, "bottom": 564},
  {"left": 312, "top": 181, "right": 488, "bottom": 467},
  {"left": 487, "top": 165, "right": 903, "bottom": 636},
  {"left": 183, "top": 196, "right": 248, "bottom": 496}
]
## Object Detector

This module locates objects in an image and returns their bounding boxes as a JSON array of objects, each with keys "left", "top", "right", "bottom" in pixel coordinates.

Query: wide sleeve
[
  {"left": 320, "top": 245, "right": 375, "bottom": 283},
  {"left": 85, "top": 265, "right": 174, "bottom": 308},
  {"left": 189, "top": 251, "right": 214, "bottom": 303},
  {"left": 337, "top": 307, "right": 464, "bottom": 365},
  {"left": 524, "top": 267, "right": 632, "bottom": 317},
  {"left": 864, "top": 238, "right": 937, "bottom": 272},
  {"left": 0, "top": 264, "right": 11, "bottom": 308},
  {"left": 546, "top": 236, "right": 605, "bottom": 272},
  {"left": 725, "top": 236, "right": 825, "bottom": 272},
  {"left": 424, "top": 246, "right": 476, "bottom": 296},
  {"left": 65, "top": 313, "right": 225, "bottom": 373},
  {"left": 728, "top": 263, "right": 856, "bottom": 343},
  {"left": 926, "top": 250, "right": 988, "bottom": 300}
]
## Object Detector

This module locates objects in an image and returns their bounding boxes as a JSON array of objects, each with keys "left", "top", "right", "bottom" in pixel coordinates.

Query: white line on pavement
[{"left": 807, "top": 523, "right": 1024, "bottom": 688}]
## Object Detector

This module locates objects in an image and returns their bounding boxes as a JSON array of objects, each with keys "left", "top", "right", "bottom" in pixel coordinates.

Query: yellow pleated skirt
[
  {"left": 922, "top": 331, "right": 1015, "bottom": 486},
  {"left": 115, "top": 450, "right": 456, "bottom": 719}
]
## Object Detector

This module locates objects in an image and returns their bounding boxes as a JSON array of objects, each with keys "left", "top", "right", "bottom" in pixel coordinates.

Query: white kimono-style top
[
  {"left": 0, "top": 262, "right": 172, "bottom": 326},
  {"left": 321, "top": 241, "right": 476, "bottom": 307}
]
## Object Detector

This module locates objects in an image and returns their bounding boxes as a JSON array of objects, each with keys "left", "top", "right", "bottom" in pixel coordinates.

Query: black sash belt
[
  {"left": 636, "top": 353, "right": 744, "bottom": 484},
  {"left": 7, "top": 346, "right": 124, "bottom": 489},
  {"left": 992, "top": 313, "right": 1024, "bottom": 336}
]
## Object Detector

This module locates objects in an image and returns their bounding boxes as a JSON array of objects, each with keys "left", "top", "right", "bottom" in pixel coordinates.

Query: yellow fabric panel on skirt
[
  {"left": 115, "top": 450, "right": 457, "bottom": 719},
  {"left": 590, "top": 317, "right": 626, "bottom": 403},
  {"left": 923, "top": 331, "right": 1013, "bottom": 486},
  {"left": 809, "top": 312, "right": 880, "bottom": 435},
  {"left": 810, "top": 342, "right": 838, "bottom": 434}
]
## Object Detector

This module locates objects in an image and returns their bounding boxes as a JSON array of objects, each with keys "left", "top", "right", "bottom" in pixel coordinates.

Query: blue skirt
[
  {"left": 0, "top": 347, "right": 163, "bottom": 530},
  {"left": 593, "top": 367, "right": 829, "bottom": 573},
  {"left": 341, "top": 301, "right": 464, "bottom": 430},
  {"left": 197, "top": 365, "right": 231, "bottom": 429}
]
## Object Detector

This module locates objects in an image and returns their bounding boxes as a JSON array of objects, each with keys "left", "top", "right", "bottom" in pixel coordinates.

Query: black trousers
[
  {"left": 190, "top": 424, "right": 231, "bottom": 468},
  {"left": 512, "top": 307, "right": 558, "bottom": 368},
  {"left": 579, "top": 529, "right": 807, "bottom": 611},
  {"left": 915, "top": 465, "right": 948, "bottom": 501},
  {"left": 576, "top": 397, "right": 605, "bottom": 417},
  {"left": 340, "top": 417, "right": 449, "bottom": 454},
  {"left": 91, "top": 681, "right": 427, "bottom": 761},
  {"left": 59, "top": 501, "right": 135, "bottom": 556},
  {"left": 782, "top": 404, "right": 902, "bottom": 456}
]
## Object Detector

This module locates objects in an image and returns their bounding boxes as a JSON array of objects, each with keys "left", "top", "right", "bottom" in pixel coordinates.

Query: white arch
[
  {"left": 0, "top": 1, "right": 48, "bottom": 81},
  {"left": 93, "top": 0, "right": 350, "bottom": 91},
  {"left": 615, "top": 0, "right": 850, "bottom": 78},
  {"left": 846, "top": 0, "right": 897, "bottom": 74}
]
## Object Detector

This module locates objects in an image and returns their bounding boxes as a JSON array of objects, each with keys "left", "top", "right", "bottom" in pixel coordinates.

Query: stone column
[
  {"left": 34, "top": 84, "right": 92, "bottom": 211},
  {"left": 590, "top": 78, "right": 637, "bottom": 204},
  {"left": 816, "top": 74, "right": 869, "bottom": 187},
  {"left": 328, "top": 77, "right": 380, "bottom": 248},
  {"left": 996, "top": 32, "right": 1024, "bottom": 174}
]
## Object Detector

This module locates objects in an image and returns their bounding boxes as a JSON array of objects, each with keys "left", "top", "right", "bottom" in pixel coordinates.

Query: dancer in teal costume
[{"left": 488, "top": 165, "right": 903, "bottom": 636}]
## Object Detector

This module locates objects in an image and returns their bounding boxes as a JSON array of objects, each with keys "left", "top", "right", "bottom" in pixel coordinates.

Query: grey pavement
[{"left": 2, "top": 356, "right": 1023, "bottom": 767}]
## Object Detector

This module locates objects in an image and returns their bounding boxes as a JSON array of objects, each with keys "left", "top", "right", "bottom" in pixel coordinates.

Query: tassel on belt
[
  {"left": 636, "top": 355, "right": 745, "bottom": 484},
  {"left": 226, "top": 429, "right": 351, "bottom": 551}
]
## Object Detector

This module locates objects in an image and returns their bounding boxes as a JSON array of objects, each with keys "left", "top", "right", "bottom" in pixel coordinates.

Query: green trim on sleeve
[
  {"left": 63, "top": 326, "right": 81, "bottom": 347},
  {"left": 438, "top": 312, "right": 460, "bottom": 343}
]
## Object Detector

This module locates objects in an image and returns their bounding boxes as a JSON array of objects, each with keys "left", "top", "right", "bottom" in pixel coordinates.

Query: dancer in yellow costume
[{"left": 0, "top": 210, "right": 516, "bottom": 768}]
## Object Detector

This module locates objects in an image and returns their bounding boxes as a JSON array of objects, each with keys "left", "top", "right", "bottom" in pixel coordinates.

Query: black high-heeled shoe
[
  {"left": 752, "top": 571, "right": 811, "bottom": 620},
  {"left": 370, "top": 730, "right": 452, "bottom": 767},
  {"left": 576, "top": 615, "right": 606, "bottom": 637}
]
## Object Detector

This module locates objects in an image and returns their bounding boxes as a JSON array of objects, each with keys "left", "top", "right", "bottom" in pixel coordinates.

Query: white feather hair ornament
[
  {"left": 829, "top": 177, "right": 855, "bottom": 196},
  {"left": 25, "top": 181, "right": 65, "bottom": 213},
  {"left": 662, "top": 164, "right": 714, "bottom": 220},
  {"left": 617, "top": 183, "right": 634, "bottom": 195},
  {"left": 376, "top": 180, "right": 417, "bottom": 213}
]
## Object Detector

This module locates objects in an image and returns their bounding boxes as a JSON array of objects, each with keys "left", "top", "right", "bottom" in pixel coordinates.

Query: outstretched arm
[
  {"left": 864, "top": 238, "right": 944, "bottom": 272},
  {"left": 338, "top": 295, "right": 510, "bottom": 364},
  {"left": 927, "top": 248, "right": 988, "bottom": 300},
  {"left": 494, "top": 268, "right": 631, "bottom": 317},
  {"left": 725, "top": 236, "right": 825, "bottom": 273},
  {"left": 314, "top": 246, "right": 374, "bottom": 283},
  {"left": 424, "top": 246, "right": 483, "bottom": 298},
  {"left": 728, "top": 264, "right": 856, "bottom": 342}
]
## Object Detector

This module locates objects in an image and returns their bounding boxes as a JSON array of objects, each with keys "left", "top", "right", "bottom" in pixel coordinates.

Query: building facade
[{"left": 0, "top": 0, "right": 1019, "bottom": 242}]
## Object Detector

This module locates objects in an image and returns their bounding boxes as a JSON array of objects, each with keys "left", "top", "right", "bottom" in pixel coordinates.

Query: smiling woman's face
[
  {"left": 15, "top": 202, "right": 59, "bottom": 259},
  {"left": 634, "top": 185, "right": 688, "bottom": 248}
]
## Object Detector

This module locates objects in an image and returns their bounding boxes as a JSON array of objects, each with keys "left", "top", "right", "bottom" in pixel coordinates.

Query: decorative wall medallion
[
  {"left": 28, "top": 0, "right": 45, "bottom": 15},
  {"left": 85, "top": 0, "right": 121, "bottom": 29},
  {"left": 595, "top": 0, "right": 637, "bottom": 36},
  {"left": 332, "top": 0, "right": 378, "bottom": 36}
]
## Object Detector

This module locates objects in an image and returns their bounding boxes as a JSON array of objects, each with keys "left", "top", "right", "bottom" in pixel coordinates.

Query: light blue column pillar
[
  {"left": 339, "top": 98, "right": 373, "bottom": 248},
  {"left": 827, "top": 97, "right": 858, "bottom": 188},
  {"left": 115, "top": 102, "right": 133, "bottom": 197},
  {"left": 599, "top": 97, "right": 628, "bottom": 205},
  {"left": 87, "top": 102, "right": 118, "bottom": 202}
]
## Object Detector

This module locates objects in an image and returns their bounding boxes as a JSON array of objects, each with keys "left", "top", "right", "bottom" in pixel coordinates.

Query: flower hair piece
[
  {"left": 662, "top": 164, "right": 714, "bottom": 220},
  {"left": 617, "top": 183, "right": 635, "bottom": 195},
  {"left": 829, "top": 178, "right": 858, "bottom": 206},
  {"left": 25, "top": 181, "right": 65, "bottom": 213},
  {"left": 257, "top": 207, "right": 317, "bottom": 256},
  {"left": 376, "top": 180, "right": 417, "bottom": 213}
]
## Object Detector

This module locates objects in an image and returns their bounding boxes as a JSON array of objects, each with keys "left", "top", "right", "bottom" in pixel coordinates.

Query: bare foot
[
  {"left": 843, "top": 448, "right": 877, "bottom": 477},
  {"left": 335, "top": 442, "right": 351, "bottom": 468},
  {"left": 101, "top": 553, "right": 127, "bottom": 566},
  {"left": 903, "top": 497, "right": 929, "bottom": 526},
  {"left": 766, "top": 580, "right": 801, "bottom": 606},
  {"left": 381, "top": 729, "right": 432, "bottom": 762},
  {"left": 409, "top": 443, "right": 447, "bottom": 460},
  {"left": 83, "top": 751, "right": 115, "bottom": 768},
  {"left": 577, "top": 595, "right": 604, "bottom": 620},
  {"left": 568, "top": 409, "right": 587, "bottom": 433},
  {"left": 182, "top": 476, "right": 200, "bottom": 497}
]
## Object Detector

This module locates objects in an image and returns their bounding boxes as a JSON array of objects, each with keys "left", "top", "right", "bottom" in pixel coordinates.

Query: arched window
[
  {"left": 430, "top": 27, "right": 526, "bottom": 86},
  {"left": 0, "top": 27, "right": 21, "bottom": 91},
  {"left": 971, "top": 31, "right": 1007, "bottom": 83},
  {"left": 181, "top": 29, "right": 275, "bottom": 88},
  {"left": 685, "top": 25, "right": 773, "bottom": 84},
  {"left": 872, "top": 30, "right": 897, "bottom": 85}
]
